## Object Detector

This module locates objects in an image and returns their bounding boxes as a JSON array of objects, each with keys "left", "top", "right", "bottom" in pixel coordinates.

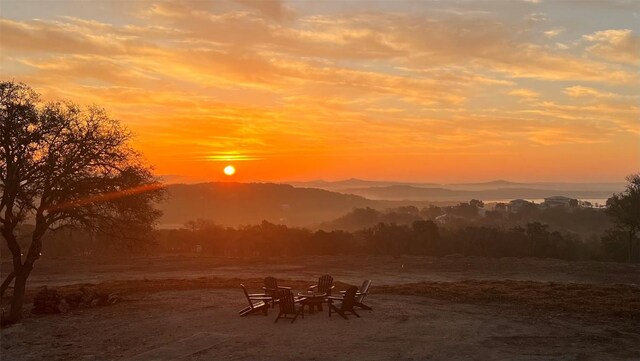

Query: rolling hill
[
  {"left": 158, "top": 182, "right": 374, "bottom": 228},
  {"left": 156, "top": 181, "right": 622, "bottom": 228}
]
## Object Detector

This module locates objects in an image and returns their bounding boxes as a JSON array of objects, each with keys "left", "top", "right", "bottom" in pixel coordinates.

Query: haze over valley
[{"left": 158, "top": 179, "right": 624, "bottom": 227}]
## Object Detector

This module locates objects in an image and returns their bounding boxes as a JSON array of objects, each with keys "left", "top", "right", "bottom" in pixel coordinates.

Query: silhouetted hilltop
[
  {"left": 288, "top": 178, "right": 440, "bottom": 190},
  {"left": 445, "top": 180, "right": 625, "bottom": 191},
  {"left": 343, "top": 185, "right": 617, "bottom": 201},
  {"left": 452, "top": 180, "right": 521, "bottom": 187},
  {"left": 159, "top": 182, "right": 374, "bottom": 227},
  {"left": 157, "top": 181, "right": 623, "bottom": 228},
  {"left": 289, "top": 179, "right": 624, "bottom": 192}
]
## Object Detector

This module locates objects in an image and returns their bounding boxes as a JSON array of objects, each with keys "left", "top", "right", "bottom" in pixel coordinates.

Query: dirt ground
[{"left": 1, "top": 255, "right": 639, "bottom": 361}]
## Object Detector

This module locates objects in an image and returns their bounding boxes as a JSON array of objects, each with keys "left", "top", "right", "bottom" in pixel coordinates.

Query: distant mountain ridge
[
  {"left": 342, "top": 185, "right": 618, "bottom": 202},
  {"left": 453, "top": 179, "right": 520, "bottom": 186},
  {"left": 287, "top": 178, "right": 439, "bottom": 190},
  {"left": 289, "top": 178, "right": 625, "bottom": 192},
  {"left": 159, "top": 182, "right": 375, "bottom": 228},
  {"left": 157, "top": 181, "right": 623, "bottom": 228}
]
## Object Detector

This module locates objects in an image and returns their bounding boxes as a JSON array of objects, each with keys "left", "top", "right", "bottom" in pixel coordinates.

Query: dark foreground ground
[{"left": 1, "top": 255, "right": 639, "bottom": 361}]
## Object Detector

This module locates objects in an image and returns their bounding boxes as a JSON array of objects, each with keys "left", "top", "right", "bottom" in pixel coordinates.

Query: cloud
[
  {"left": 0, "top": 18, "right": 124, "bottom": 55},
  {"left": 233, "top": 0, "right": 295, "bottom": 21},
  {"left": 507, "top": 88, "right": 540, "bottom": 99},
  {"left": 2, "top": 0, "right": 638, "bottom": 181},
  {"left": 544, "top": 28, "right": 564, "bottom": 38},
  {"left": 583, "top": 29, "right": 640, "bottom": 65},
  {"left": 564, "top": 86, "right": 608, "bottom": 98},
  {"left": 525, "top": 12, "right": 547, "bottom": 22}
]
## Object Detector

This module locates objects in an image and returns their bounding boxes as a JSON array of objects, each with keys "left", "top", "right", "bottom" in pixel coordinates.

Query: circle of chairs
[{"left": 239, "top": 276, "right": 372, "bottom": 323}]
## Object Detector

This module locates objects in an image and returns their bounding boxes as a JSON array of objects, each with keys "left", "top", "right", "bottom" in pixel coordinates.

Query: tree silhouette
[
  {"left": 469, "top": 199, "right": 484, "bottom": 208},
  {"left": 411, "top": 220, "right": 439, "bottom": 254},
  {"left": 0, "top": 81, "right": 163, "bottom": 323},
  {"left": 606, "top": 173, "right": 640, "bottom": 262}
]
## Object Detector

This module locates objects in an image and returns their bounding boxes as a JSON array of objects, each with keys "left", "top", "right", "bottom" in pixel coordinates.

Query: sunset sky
[{"left": 1, "top": 0, "right": 638, "bottom": 183}]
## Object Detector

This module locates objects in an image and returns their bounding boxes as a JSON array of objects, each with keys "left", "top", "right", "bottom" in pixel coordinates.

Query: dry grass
[
  {"left": 10, "top": 278, "right": 639, "bottom": 321},
  {"left": 373, "top": 280, "right": 640, "bottom": 320},
  {"left": 17, "top": 277, "right": 354, "bottom": 303}
]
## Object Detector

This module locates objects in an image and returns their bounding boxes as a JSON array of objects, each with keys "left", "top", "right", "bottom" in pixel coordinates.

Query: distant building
[
  {"left": 543, "top": 196, "right": 577, "bottom": 208},
  {"left": 508, "top": 199, "right": 533, "bottom": 213}
]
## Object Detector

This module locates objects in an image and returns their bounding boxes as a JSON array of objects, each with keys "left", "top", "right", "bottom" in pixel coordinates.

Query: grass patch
[
  {"left": 14, "top": 277, "right": 353, "bottom": 303},
  {"left": 372, "top": 280, "right": 640, "bottom": 320}
]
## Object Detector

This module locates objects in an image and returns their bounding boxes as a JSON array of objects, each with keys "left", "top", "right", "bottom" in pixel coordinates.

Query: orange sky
[{"left": 1, "top": 0, "right": 638, "bottom": 183}]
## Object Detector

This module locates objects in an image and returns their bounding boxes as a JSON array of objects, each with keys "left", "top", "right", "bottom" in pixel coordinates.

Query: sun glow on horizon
[{"left": 224, "top": 165, "right": 236, "bottom": 176}]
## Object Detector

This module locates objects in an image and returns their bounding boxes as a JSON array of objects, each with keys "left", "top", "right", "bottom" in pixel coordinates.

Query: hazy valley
[{"left": 157, "top": 180, "right": 624, "bottom": 227}]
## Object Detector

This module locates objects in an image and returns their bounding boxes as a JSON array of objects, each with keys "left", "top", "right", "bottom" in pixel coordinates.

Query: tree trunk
[
  {"left": 4, "top": 222, "right": 44, "bottom": 324},
  {"left": 6, "top": 263, "right": 32, "bottom": 324},
  {"left": 1, "top": 226, "right": 22, "bottom": 275},
  {"left": 0, "top": 271, "right": 15, "bottom": 298},
  {"left": 1, "top": 223, "right": 23, "bottom": 324}
]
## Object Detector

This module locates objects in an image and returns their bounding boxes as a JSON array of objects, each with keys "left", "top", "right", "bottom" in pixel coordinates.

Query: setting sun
[{"left": 223, "top": 165, "right": 236, "bottom": 176}]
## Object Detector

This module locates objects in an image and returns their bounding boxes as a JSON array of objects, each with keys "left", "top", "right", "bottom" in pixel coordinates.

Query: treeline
[
  {"left": 321, "top": 202, "right": 612, "bottom": 237},
  {"left": 10, "top": 203, "right": 627, "bottom": 262},
  {"left": 4, "top": 191, "right": 632, "bottom": 263},
  {"left": 149, "top": 218, "right": 620, "bottom": 261}
]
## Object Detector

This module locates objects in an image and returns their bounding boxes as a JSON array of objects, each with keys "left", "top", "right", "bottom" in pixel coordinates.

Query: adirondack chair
[
  {"left": 328, "top": 286, "right": 360, "bottom": 320},
  {"left": 307, "top": 275, "right": 334, "bottom": 312},
  {"left": 239, "top": 284, "right": 271, "bottom": 317},
  {"left": 263, "top": 276, "right": 292, "bottom": 308},
  {"left": 340, "top": 280, "right": 372, "bottom": 310},
  {"left": 308, "top": 275, "right": 335, "bottom": 295},
  {"left": 274, "top": 289, "right": 304, "bottom": 323}
]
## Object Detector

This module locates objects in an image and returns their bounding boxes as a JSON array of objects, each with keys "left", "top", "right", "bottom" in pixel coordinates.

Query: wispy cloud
[
  {"left": 1, "top": 0, "right": 638, "bottom": 181},
  {"left": 583, "top": 29, "right": 640, "bottom": 65}
]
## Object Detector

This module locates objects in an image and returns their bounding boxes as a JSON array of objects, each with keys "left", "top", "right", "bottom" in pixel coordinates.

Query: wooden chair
[
  {"left": 328, "top": 286, "right": 360, "bottom": 320},
  {"left": 308, "top": 274, "right": 334, "bottom": 295},
  {"left": 340, "top": 280, "right": 372, "bottom": 310},
  {"left": 239, "top": 284, "right": 271, "bottom": 317},
  {"left": 263, "top": 276, "right": 292, "bottom": 308},
  {"left": 274, "top": 289, "right": 304, "bottom": 323},
  {"left": 308, "top": 275, "right": 334, "bottom": 312}
]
